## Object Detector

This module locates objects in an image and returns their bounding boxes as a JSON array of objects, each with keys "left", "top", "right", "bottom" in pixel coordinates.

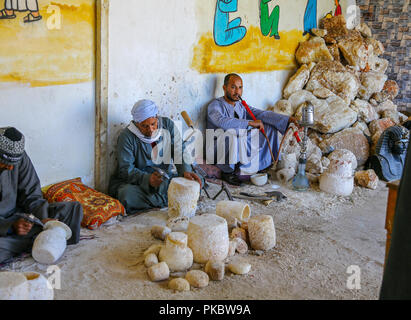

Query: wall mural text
[
  {"left": 260, "top": 0, "right": 280, "bottom": 40},
  {"left": 193, "top": 0, "right": 347, "bottom": 74},
  {"left": 214, "top": 0, "right": 247, "bottom": 46}
]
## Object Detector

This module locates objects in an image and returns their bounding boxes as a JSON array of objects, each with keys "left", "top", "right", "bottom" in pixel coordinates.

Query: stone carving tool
[
  {"left": 181, "top": 110, "right": 196, "bottom": 143},
  {"left": 152, "top": 166, "right": 171, "bottom": 181},
  {"left": 180, "top": 111, "right": 211, "bottom": 198},
  {"left": 15, "top": 213, "right": 45, "bottom": 228}
]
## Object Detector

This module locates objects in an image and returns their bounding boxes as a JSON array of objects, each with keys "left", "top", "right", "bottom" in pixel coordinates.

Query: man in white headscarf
[
  {"left": 0, "top": 0, "right": 42, "bottom": 23},
  {"left": 108, "top": 99, "right": 201, "bottom": 214}
]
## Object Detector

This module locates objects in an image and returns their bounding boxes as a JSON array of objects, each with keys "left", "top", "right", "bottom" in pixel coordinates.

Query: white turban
[{"left": 131, "top": 99, "right": 159, "bottom": 123}]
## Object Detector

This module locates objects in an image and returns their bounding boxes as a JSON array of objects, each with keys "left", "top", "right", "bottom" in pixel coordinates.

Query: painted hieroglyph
[{"left": 192, "top": 0, "right": 349, "bottom": 74}]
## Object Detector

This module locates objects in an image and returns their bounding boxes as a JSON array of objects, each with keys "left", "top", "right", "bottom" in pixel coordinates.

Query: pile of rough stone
[
  {"left": 269, "top": 15, "right": 409, "bottom": 191},
  {"left": 142, "top": 212, "right": 274, "bottom": 292}
]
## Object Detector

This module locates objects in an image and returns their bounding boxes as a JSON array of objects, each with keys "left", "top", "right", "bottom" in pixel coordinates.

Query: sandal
[
  {"left": 0, "top": 8, "right": 16, "bottom": 19},
  {"left": 221, "top": 171, "right": 244, "bottom": 187},
  {"left": 23, "top": 12, "right": 42, "bottom": 23}
]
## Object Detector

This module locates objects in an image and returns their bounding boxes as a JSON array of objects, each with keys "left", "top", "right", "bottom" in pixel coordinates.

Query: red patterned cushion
[{"left": 43, "top": 178, "right": 125, "bottom": 230}]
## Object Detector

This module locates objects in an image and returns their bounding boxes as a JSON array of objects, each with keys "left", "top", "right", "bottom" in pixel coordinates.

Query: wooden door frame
[{"left": 95, "top": 0, "right": 109, "bottom": 192}]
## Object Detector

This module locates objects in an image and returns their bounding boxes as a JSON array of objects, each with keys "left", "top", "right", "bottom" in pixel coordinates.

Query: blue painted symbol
[
  {"left": 213, "top": 0, "right": 247, "bottom": 47},
  {"left": 303, "top": 0, "right": 317, "bottom": 36}
]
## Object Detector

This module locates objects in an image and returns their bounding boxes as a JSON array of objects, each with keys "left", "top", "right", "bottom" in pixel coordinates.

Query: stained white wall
[
  {"left": 107, "top": 0, "right": 356, "bottom": 176},
  {"left": 108, "top": 0, "right": 293, "bottom": 175},
  {"left": 0, "top": 82, "right": 95, "bottom": 187},
  {"left": 1, "top": 0, "right": 357, "bottom": 188}
]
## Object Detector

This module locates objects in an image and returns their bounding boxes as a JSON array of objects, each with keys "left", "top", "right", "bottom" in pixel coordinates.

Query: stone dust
[{"left": 1, "top": 178, "right": 388, "bottom": 300}]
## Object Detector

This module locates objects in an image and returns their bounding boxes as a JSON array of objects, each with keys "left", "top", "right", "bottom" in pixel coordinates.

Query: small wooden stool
[{"left": 385, "top": 179, "right": 401, "bottom": 268}]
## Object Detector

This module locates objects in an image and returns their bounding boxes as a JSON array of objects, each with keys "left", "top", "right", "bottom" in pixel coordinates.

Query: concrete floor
[{"left": 2, "top": 178, "right": 389, "bottom": 300}]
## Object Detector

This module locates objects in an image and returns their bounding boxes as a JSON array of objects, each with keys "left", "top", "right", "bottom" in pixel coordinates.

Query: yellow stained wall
[
  {"left": 192, "top": 0, "right": 353, "bottom": 74},
  {"left": 193, "top": 26, "right": 306, "bottom": 73},
  {"left": 0, "top": 0, "right": 354, "bottom": 86},
  {"left": 0, "top": 0, "right": 95, "bottom": 87}
]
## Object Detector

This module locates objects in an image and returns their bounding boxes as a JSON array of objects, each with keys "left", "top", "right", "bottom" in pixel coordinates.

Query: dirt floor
[{"left": 2, "top": 177, "right": 389, "bottom": 300}]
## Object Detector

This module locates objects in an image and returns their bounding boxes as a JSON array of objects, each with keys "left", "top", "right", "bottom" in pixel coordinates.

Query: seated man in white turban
[{"left": 109, "top": 99, "right": 202, "bottom": 214}]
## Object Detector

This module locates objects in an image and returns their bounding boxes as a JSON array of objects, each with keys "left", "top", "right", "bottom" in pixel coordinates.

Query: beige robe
[{"left": 5, "top": 0, "right": 39, "bottom": 11}]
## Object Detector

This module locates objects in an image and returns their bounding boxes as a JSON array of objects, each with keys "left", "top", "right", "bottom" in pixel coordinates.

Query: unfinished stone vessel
[
  {"left": 0, "top": 272, "right": 29, "bottom": 300},
  {"left": 32, "top": 221, "right": 72, "bottom": 265},
  {"left": 277, "top": 168, "right": 296, "bottom": 184},
  {"left": 23, "top": 272, "right": 54, "bottom": 300},
  {"left": 167, "top": 177, "right": 200, "bottom": 218},
  {"left": 319, "top": 159, "right": 354, "bottom": 196},
  {"left": 327, "top": 149, "right": 357, "bottom": 172},
  {"left": 147, "top": 262, "right": 169, "bottom": 282},
  {"left": 158, "top": 232, "right": 193, "bottom": 272},
  {"left": 187, "top": 214, "right": 229, "bottom": 264},
  {"left": 248, "top": 215, "right": 276, "bottom": 251},
  {"left": 216, "top": 201, "right": 250, "bottom": 225}
]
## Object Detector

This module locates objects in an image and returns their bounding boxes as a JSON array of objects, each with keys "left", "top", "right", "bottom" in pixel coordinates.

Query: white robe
[
  {"left": 206, "top": 97, "right": 290, "bottom": 176},
  {"left": 5, "top": 0, "right": 39, "bottom": 11},
  {"left": 206, "top": 128, "right": 260, "bottom": 175}
]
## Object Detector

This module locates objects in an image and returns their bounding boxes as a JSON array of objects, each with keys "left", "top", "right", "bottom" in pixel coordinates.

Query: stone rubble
[
  {"left": 273, "top": 15, "right": 407, "bottom": 189},
  {"left": 354, "top": 169, "right": 379, "bottom": 190},
  {"left": 137, "top": 16, "right": 409, "bottom": 294}
]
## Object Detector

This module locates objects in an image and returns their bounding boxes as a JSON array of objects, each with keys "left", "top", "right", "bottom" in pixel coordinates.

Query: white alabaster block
[
  {"left": 216, "top": 201, "right": 251, "bottom": 224},
  {"left": 248, "top": 215, "right": 276, "bottom": 251},
  {"left": 168, "top": 177, "right": 200, "bottom": 218},
  {"left": 187, "top": 214, "right": 229, "bottom": 264}
]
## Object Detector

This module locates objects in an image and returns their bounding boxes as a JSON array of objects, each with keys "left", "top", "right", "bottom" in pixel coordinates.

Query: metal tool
[
  {"left": 180, "top": 111, "right": 212, "bottom": 198},
  {"left": 15, "top": 213, "right": 45, "bottom": 228},
  {"left": 239, "top": 191, "right": 287, "bottom": 202},
  {"left": 212, "top": 181, "right": 234, "bottom": 201},
  {"left": 192, "top": 164, "right": 211, "bottom": 198},
  {"left": 234, "top": 193, "right": 272, "bottom": 201},
  {"left": 211, "top": 183, "right": 274, "bottom": 202},
  {"left": 192, "top": 164, "right": 207, "bottom": 179},
  {"left": 264, "top": 191, "right": 287, "bottom": 202},
  {"left": 152, "top": 166, "right": 171, "bottom": 180}
]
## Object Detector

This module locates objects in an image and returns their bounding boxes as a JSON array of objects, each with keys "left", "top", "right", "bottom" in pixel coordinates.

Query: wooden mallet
[{"left": 181, "top": 110, "right": 196, "bottom": 143}]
